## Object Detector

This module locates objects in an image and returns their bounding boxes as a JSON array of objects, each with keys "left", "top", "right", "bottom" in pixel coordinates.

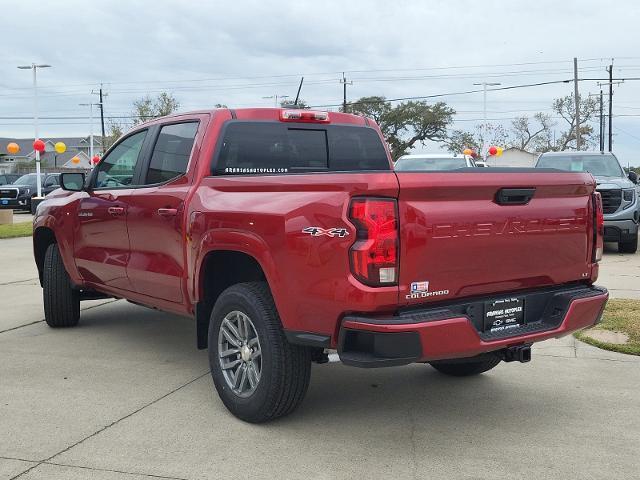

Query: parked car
[
  {"left": 34, "top": 108, "right": 608, "bottom": 423},
  {"left": 394, "top": 153, "right": 476, "bottom": 171},
  {"left": 0, "top": 173, "right": 61, "bottom": 211},
  {"left": 536, "top": 151, "right": 638, "bottom": 253},
  {"left": 0, "top": 173, "right": 21, "bottom": 185}
]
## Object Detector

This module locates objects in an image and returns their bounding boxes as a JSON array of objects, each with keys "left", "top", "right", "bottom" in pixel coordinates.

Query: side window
[
  {"left": 94, "top": 130, "right": 147, "bottom": 189},
  {"left": 45, "top": 176, "right": 59, "bottom": 187},
  {"left": 145, "top": 122, "right": 199, "bottom": 184}
]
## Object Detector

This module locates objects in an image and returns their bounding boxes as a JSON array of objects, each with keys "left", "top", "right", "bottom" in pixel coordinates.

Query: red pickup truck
[{"left": 34, "top": 108, "right": 608, "bottom": 423}]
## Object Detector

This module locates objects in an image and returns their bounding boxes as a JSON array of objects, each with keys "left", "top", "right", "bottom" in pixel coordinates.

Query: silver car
[{"left": 536, "top": 151, "right": 639, "bottom": 253}]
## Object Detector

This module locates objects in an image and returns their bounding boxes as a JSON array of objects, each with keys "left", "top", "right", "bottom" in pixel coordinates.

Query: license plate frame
[
  {"left": 1, "top": 200, "right": 8, "bottom": 205},
  {"left": 484, "top": 297, "right": 525, "bottom": 333}
]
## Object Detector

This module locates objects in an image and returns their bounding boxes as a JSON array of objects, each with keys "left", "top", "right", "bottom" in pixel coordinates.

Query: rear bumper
[{"left": 338, "top": 285, "right": 608, "bottom": 367}]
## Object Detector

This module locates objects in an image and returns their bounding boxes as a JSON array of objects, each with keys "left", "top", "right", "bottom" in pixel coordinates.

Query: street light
[
  {"left": 79, "top": 102, "right": 100, "bottom": 163},
  {"left": 17, "top": 63, "right": 52, "bottom": 198},
  {"left": 473, "top": 82, "right": 501, "bottom": 160},
  {"left": 263, "top": 94, "right": 289, "bottom": 107}
]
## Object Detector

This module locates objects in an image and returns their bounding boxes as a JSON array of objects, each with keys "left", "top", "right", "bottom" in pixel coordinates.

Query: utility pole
[
  {"left": 340, "top": 73, "right": 352, "bottom": 113},
  {"left": 589, "top": 90, "right": 605, "bottom": 151},
  {"left": 573, "top": 57, "right": 581, "bottom": 150},
  {"left": 599, "top": 90, "right": 604, "bottom": 151},
  {"left": 17, "top": 63, "right": 52, "bottom": 198},
  {"left": 607, "top": 62, "right": 613, "bottom": 151},
  {"left": 93, "top": 84, "right": 106, "bottom": 154},
  {"left": 473, "top": 82, "right": 501, "bottom": 160},
  {"left": 262, "top": 94, "right": 289, "bottom": 107}
]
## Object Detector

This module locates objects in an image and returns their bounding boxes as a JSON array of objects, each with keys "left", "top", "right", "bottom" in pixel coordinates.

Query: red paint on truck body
[{"left": 34, "top": 108, "right": 605, "bottom": 358}]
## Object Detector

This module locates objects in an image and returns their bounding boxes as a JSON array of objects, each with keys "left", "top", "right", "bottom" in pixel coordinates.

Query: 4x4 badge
[{"left": 302, "top": 227, "right": 349, "bottom": 238}]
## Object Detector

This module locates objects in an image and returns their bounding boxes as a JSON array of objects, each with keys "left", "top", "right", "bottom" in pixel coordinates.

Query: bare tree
[{"left": 510, "top": 113, "right": 555, "bottom": 152}]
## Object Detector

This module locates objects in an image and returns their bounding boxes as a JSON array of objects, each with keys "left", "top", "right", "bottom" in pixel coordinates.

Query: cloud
[{"left": 1, "top": 0, "right": 639, "bottom": 164}]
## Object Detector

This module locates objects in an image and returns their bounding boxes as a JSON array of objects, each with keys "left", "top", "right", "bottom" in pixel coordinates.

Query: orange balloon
[
  {"left": 463, "top": 148, "right": 473, "bottom": 156},
  {"left": 7, "top": 142, "right": 20, "bottom": 154},
  {"left": 71, "top": 156, "right": 80, "bottom": 164}
]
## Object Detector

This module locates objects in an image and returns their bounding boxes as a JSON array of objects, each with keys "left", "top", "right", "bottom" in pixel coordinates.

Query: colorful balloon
[
  {"left": 33, "top": 139, "right": 46, "bottom": 152},
  {"left": 71, "top": 156, "right": 80, "bottom": 165},
  {"left": 7, "top": 142, "right": 20, "bottom": 154},
  {"left": 92, "top": 155, "right": 100, "bottom": 165},
  {"left": 54, "top": 142, "right": 66, "bottom": 154},
  {"left": 488, "top": 146, "right": 498, "bottom": 156},
  {"left": 463, "top": 148, "right": 473, "bottom": 156},
  {"left": 496, "top": 146, "right": 504, "bottom": 156}
]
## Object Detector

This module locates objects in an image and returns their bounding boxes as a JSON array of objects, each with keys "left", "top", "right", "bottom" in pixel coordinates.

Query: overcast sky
[{"left": 2, "top": 0, "right": 640, "bottom": 165}]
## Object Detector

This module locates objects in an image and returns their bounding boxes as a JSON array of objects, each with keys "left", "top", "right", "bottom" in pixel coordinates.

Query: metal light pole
[
  {"left": 17, "top": 63, "right": 51, "bottom": 198},
  {"left": 473, "top": 82, "right": 501, "bottom": 160},
  {"left": 263, "top": 94, "right": 289, "bottom": 107},
  {"left": 79, "top": 102, "right": 98, "bottom": 162}
]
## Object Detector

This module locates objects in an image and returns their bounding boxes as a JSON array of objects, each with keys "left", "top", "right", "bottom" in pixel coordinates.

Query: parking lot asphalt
[{"left": 1, "top": 236, "right": 639, "bottom": 480}]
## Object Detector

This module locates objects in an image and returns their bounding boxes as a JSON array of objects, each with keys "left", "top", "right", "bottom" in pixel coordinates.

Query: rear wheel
[
  {"left": 619, "top": 234, "right": 638, "bottom": 254},
  {"left": 43, "top": 244, "right": 80, "bottom": 327},
  {"left": 208, "top": 282, "right": 311, "bottom": 423},
  {"left": 429, "top": 353, "right": 501, "bottom": 377}
]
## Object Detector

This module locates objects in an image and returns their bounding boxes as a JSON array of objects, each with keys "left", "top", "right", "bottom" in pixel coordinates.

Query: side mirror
[
  {"left": 60, "top": 172, "right": 86, "bottom": 192},
  {"left": 628, "top": 171, "right": 638, "bottom": 184}
]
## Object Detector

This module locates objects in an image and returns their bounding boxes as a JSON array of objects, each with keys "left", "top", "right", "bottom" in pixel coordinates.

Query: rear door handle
[
  {"left": 495, "top": 188, "right": 536, "bottom": 206},
  {"left": 157, "top": 208, "right": 178, "bottom": 217},
  {"left": 107, "top": 206, "right": 125, "bottom": 216}
]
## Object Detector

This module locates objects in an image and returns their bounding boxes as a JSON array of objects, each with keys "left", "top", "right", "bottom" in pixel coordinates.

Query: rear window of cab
[{"left": 212, "top": 122, "right": 390, "bottom": 175}]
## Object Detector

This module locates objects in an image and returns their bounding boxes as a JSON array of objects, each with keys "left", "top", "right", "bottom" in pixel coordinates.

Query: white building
[{"left": 485, "top": 147, "right": 538, "bottom": 168}]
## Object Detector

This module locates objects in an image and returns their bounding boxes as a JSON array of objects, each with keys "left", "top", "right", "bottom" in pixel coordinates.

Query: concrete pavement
[{"left": 1, "top": 236, "right": 639, "bottom": 480}]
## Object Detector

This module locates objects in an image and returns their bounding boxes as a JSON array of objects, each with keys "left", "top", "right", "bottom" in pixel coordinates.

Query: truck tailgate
[{"left": 396, "top": 170, "right": 596, "bottom": 305}]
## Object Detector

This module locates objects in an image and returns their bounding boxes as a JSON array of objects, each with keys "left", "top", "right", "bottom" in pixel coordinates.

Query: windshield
[
  {"left": 394, "top": 157, "right": 469, "bottom": 171},
  {"left": 536, "top": 154, "right": 624, "bottom": 177},
  {"left": 13, "top": 174, "right": 38, "bottom": 186}
]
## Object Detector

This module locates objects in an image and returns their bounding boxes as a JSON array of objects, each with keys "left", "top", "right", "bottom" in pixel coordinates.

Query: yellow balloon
[
  {"left": 496, "top": 146, "right": 504, "bottom": 157},
  {"left": 54, "top": 142, "right": 67, "bottom": 154},
  {"left": 71, "top": 156, "right": 80, "bottom": 164},
  {"left": 7, "top": 142, "right": 20, "bottom": 154}
]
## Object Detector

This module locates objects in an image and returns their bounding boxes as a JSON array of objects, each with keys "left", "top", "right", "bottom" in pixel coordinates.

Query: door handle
[
  {"left": 495, "top": 188, "right": 536, "bottom": 206},
  {"left": 107, "top": 206, "right": 125, "bottom": 216},
  {"left": 157, "top": 208, "right": 178, "bottom": 217}
]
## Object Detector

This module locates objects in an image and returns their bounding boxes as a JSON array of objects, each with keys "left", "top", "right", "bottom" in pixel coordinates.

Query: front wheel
[
  {"left": 43, "top": 244, "right": 80, "bottom": 327},
  {"left": 619, "top": 234, "right": 638, "bottom": 254},
  {"left": 429, "top": 353, "right": 501, "bottom": 377},
  {"left": 208, "top": 282, "right": 311, "bottom": 423}
]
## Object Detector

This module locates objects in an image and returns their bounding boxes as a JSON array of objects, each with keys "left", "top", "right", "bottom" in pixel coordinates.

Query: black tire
[
  {"left": 208, "top": 282, "right": 311, "bottom": 423},
  {"left": 619, "top": 235, "right": 638, "bottom": 254},
  {"left": 43, "top": 244, "right": 80, "bottom": 327},
  {"left": 429, "top": 353, "right": 501, "bottom": 377}
]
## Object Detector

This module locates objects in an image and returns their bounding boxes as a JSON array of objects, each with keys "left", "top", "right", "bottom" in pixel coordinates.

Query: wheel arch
[
  {"left": 33, "top": 226, "right": 57, "bottom": 286},
  {"left": 195, "top": 249, "right": 272, "bottom": 349}
]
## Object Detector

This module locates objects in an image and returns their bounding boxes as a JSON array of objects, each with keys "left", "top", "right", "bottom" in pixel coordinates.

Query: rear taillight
[
  {"left": 593, "top": 192, "right": 604, "bottom": 262},
  {"left": 280, "top": 109, "right": 330, "bottom": 123},
  {"left": 349, "top": 198, "right": 398, "bottom": 286}
]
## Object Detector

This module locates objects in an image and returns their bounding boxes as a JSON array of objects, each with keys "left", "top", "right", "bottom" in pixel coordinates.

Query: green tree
[
  {"left": 132, "top": 92, "right": 180, "bottom": 125},
  {"left": 349, "top": 96, "right": 455, "bottom": 159}
]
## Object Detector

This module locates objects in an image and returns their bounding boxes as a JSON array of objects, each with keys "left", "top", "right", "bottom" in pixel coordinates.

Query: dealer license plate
[{"left": 484, "top": 297, "right": 525, "bottom": 333}]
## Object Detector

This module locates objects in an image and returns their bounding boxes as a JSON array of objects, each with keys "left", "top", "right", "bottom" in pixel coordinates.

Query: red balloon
[
  {"left": 488, "top": 146, "right": 498, "bottom": 156},
  {"left": 92, "top": 155, "right": 101, "bottom": 164},
  {"left": 33, "top": 139, "right": 46, "bottom": 152},
  {"left": 470, "top": 151, "right": 478, "bottom": 159}
]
